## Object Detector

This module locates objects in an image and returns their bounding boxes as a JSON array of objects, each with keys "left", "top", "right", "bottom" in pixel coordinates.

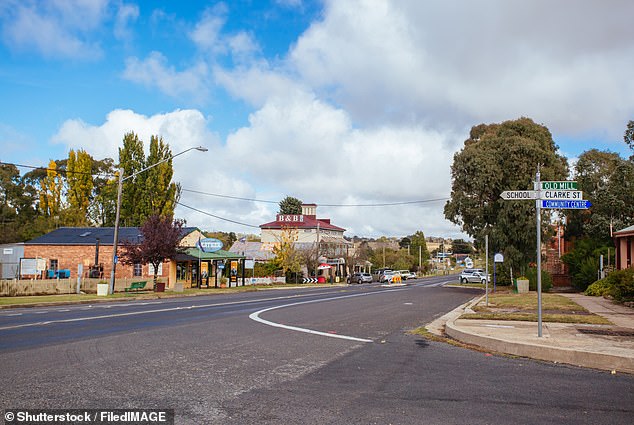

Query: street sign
[
  {"left": 500, "top": 190, "right": 538, "bottom": 200},
  {"left": 540, "top": 190, "right": 583, "bottom": 200},
  {"left": 541, "top": 200, "right": 592, "bottom": 209},
  {"left": 541, "top": 181, "right": 577, "bottom": 190}
]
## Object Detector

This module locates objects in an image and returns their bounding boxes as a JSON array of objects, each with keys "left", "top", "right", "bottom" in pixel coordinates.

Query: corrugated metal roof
[
  {"left": 614, "top": 224, "right": 634, "bottom": 235},
  {"left": 25, "top": 227, "right": 198, "bottom": 245},
  {"left": 259, "top": 215, "right": 345, "bottom": 232}
]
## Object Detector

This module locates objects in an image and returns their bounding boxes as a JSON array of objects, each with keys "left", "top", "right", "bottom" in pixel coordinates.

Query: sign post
[
  {"left": 493, "top": 253, "right": 504, "bottom": 293},
  {"left": 500, "top": 174, "right": 590, "bottom": 337}
]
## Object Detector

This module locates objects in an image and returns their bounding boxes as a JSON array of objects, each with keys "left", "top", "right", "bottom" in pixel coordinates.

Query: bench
[{"left": 124, "top": 281, "right": 147, "bottom": 292}]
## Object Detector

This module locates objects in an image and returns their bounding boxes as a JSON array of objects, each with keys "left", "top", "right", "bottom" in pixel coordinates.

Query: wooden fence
[{"left": 0, "top": 277, "right": 165, "bottom": 297}]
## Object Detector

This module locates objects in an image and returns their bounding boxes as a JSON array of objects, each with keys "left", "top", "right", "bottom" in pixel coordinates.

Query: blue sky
[{"left": 1, "top": 0, "right": 633, "bottom": 238}]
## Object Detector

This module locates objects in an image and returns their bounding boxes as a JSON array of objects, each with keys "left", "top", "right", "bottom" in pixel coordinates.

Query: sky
[{"left": 1, "top": 0, "right": 633, "bottom": 240}]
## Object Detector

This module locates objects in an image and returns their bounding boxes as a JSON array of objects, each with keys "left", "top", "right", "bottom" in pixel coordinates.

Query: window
[
  {"left": 49, "top": 259, "right": 58, "bottom": 271},
  {"left": 133, "top": 263, "right": 143, "bottom": 277}
]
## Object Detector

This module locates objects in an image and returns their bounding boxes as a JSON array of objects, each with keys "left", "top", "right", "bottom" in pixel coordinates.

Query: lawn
[{"left": 463, "top": 292, "right": 612, "bottom": 325}]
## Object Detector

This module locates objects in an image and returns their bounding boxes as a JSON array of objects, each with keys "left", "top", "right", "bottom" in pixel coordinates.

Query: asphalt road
[{"left": 0, "top": 277, "right": 632, "bottom": 424}]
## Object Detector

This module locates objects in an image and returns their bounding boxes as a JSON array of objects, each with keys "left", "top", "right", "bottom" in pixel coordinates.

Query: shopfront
[{"left": 171, "top": 248, "right": 246, "bottom": 288}]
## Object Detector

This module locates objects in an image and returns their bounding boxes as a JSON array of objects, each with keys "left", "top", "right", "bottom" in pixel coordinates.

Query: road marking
[
  {"left": 249, "top": 289, "right": 409, "bottom": 343},
  {"left": 0, "top": 291, "right": 383, "bottom": 331}
]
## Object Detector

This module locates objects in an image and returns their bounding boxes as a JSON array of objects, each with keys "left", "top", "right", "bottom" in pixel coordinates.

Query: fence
[{"left": 0, "top": 277, "right": 165, "bottom": 297}]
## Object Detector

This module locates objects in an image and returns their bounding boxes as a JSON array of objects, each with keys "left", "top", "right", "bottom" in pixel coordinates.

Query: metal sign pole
[{"left": 536, "top": 167, "right": 543, "bottom": 337}]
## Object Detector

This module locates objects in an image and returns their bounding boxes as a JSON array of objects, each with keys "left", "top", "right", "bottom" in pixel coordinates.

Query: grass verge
[
  {"left": 0, "top": 283, "right": 343, "bottom": 307},
  {"left": 463, "top": 292, "right": 612, "bottom": 325}
]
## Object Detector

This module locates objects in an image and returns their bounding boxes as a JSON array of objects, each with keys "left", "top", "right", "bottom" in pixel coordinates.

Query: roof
[
  {"left": 614, "top": 225, "right": 634, "bottom": 236},
  {"left": 260, "top": 215, "right": 345, "bottom": 232},
  {"left": 228, "top": 241, "right": 276, "bottom": 261},
  {"left": 25, "top": 227, "right": 198, "bottom": 245}
]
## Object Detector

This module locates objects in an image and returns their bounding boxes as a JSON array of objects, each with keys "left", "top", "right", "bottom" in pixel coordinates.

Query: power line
[
  {"left": 0, "top": 161, "right": 114, "bottom": 178},
  {"left": 181, "top": 188, "right": 449, "bottom": 207},
  {"left": 176, "top": 201, "right": 261, "bottom": 228}
]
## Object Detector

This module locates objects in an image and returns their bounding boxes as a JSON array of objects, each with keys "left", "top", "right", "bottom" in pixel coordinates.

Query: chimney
[{"left": 301, "top": 203, "right": 317, "bottom": 217}]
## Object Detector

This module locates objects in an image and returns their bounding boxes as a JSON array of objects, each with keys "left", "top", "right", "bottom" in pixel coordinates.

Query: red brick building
[{"left": 614, "top": 225, "right": 634, "bottom": 270}]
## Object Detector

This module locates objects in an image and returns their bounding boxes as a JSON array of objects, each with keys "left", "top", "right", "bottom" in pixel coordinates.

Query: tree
[
  {"left": 567, "top": 149, "right": 634, "bottom": 243},
  {"left": 451, "top": 239, "right": 474, "bottom": 255},
  {"left": 119, "top": 214, "right": 186, "bottom": 288},
  {"left": 118, "top": 132, "right": 146, "bottom": 226},
  {"left": 0, "top": 163, "right": 22, "bottom": 243},
  {"left": 408, "top": 231, "right": 430, "bottom": 267},
  {"left": 279, "top": 196, "right": 303, "bottom": 214},
  {"left": 88, "top": 158, "right": 117, "bottom": 226},
  {"left": 624, "top": 120, "right": 634, "bottom": 152},
  {"left": 39, "top": 160, "right": 63, "bottom": 218},
  {"left": 143, "top": 135, "right": 180, "bottom": 218},
  {"left": 272, "top": 226, "right": 301, "bottom": 277},
  {"left": 66, "top": 149, "right": 94, "bottom": 226},
  {"left": 444, "top": 117, "right": 568, "bottom": 273},
  {"left": 118, "top": 132, "right": 180, "bottom": 226}
]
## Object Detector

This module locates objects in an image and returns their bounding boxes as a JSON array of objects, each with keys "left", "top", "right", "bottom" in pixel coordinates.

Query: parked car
[
  {"left": 375, "top": 269, "right": 393, "bottom": 282},
  {"left": 348, "top": 272, "right": 373, "bottom": 284},
  {"left": 381, "top": 271, "right": 402, "bottom": 283},
  {"left": 459, "top": 268, "right": 490, "bottom": 283},
  {"left": 396, "top": 270, "right": 416, "bottom": 280}
]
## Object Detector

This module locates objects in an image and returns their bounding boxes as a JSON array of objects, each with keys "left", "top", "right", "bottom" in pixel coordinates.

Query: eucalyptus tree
[
  {"left": 444, "top": 117, "right": 568, "bottom": 272},
  {"left": 567, "top": 149, "right": 634, "bottom": 243}
]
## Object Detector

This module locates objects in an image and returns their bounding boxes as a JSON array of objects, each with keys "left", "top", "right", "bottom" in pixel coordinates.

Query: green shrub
[
  {"left": 526, "top": 267, "right": 553, "bottom": 292},
  {"left": 606, "top": 268, "right": 634, "bottom": 302},
  {"left": 584, "top": 278, "right": 612, "bottom": 297}
]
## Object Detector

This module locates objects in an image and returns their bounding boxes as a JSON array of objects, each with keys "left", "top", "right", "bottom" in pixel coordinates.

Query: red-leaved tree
[{"left": 120, "top": 214, "right": 185, "bottom": 288}]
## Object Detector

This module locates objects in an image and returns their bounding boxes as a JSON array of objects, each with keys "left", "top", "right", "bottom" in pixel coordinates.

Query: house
[
  {"left": 258, "top": 203, "right": 351, "bottom": 280},
  {"left": 614, "top": 225, "right": 634, "bottom": 270},
  {"left": 23, "top": 227, "right": 244, "bottom": 290}
]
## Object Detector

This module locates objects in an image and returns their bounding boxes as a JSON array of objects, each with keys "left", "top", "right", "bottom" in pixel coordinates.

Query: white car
[
  {"left": 382, "top": 271, "right": 402, "bottom": 283},
  {"left": 397, "top": 270, "right": 417, "bottom": 280},
  {"left": 459, "top": 268, "right": 490, "bottom": 284}
]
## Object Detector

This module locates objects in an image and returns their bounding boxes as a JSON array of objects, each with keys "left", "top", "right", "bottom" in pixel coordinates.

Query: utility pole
[
  {"left": 419, "top": 245, "right": 422, "bottom": 270},
  {"left": 485, "top": 234, "right": 489, "bottom": 307}
]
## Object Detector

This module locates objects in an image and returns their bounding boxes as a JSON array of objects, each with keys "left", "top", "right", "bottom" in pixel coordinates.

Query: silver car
[{"left": 459, "top": 268, "right": 490, "bottom": 283}]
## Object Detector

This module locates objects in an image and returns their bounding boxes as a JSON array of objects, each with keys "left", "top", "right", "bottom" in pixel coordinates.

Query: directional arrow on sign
[
  {"left": 500, "top": 190, "right": 538, "bottom": 200},
  {"left": 541, "top": 200, "right": 592, "bottom": 209}
]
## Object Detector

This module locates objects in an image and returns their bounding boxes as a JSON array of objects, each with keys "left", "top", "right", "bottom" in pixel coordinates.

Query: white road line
[
  {"left": 249, "top": 288, "right": 409, "bottom": 343},
  {"left": 0, "top": 292, "right": 358, "bottom": 331}
]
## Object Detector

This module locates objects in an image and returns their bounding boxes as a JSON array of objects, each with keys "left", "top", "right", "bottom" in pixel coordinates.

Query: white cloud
[
  {"left": 123, "top": 52, "right": 210, "bottom": 102},
  {"left": 114, "top": 3, "right": 139, "bottom": 41},
  {"left": 289, "top": 0, "right": 634, "bottom": 140},
  {"left": 189, "top": 4, "right": 227, "bottom": 53},
  {"left": 0, "top": 0, "right": 108, "bottom": 59}
]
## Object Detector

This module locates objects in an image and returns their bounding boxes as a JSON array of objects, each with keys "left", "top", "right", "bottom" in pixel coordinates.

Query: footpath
[{"left": 427, "top": 293, "right": 634, "bottom": 374}]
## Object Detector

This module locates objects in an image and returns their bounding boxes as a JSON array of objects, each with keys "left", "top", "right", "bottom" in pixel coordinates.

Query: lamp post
[{"left": 109, "top": 146, "right": 208, "bottom": 294}]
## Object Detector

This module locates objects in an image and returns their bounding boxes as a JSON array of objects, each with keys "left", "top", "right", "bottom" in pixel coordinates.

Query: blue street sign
[{"left": 541, "top": 200, "right": 592, "bottom": 209}]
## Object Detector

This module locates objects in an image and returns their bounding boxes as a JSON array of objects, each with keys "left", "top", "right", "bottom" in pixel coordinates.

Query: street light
[{"left": 109, "top": 146, "right": 208, "bottom": 294}]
